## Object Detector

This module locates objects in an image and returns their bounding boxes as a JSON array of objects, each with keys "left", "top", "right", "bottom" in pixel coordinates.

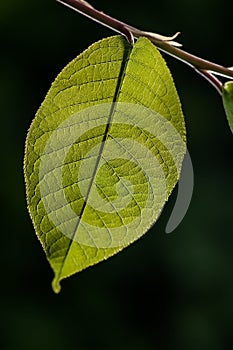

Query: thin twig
[
  {"left": 56, "top": 0, "right": 233, "bottom": 92},
  {"left": 195, "top": 69, "right": 223, "bottom": 95}
]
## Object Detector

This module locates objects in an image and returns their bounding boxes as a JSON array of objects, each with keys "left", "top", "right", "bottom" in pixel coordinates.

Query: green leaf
[
  {"left": 24, "top": 35, "right": 186, "bottom": 293},
  {"left": 222, "top": 81, "right": 233, "bottom": 133}
]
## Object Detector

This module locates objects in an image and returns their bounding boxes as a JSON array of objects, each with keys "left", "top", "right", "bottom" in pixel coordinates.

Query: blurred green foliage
[{"left": 0, "top": 0, "right": 232, "bottom": 349}]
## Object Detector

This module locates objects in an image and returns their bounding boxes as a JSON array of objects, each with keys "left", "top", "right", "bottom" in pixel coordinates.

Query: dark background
[{"left": 1, "top": 0, "right": 233, "bottom": 349}]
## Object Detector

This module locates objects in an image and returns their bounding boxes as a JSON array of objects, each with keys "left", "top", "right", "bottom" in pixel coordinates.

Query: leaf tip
[{"left": 52, "top": 277, "right": 61, "bottom": 294}]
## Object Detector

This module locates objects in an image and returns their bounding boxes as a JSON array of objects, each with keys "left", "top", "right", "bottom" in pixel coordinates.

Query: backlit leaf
[
  {"left": 222, "top": 81, "right": 233, "bottom": 133},
  {"left": 24, "top": 35, "right": 186, "bottom": 292}
]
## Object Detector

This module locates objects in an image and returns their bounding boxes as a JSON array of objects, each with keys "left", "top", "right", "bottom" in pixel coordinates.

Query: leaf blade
[
  {"left": 24, "top": 35, "right": 186, "bottom": 292},
  {"left": 222, "top": 81, "right": 233, "bottom": 133}
]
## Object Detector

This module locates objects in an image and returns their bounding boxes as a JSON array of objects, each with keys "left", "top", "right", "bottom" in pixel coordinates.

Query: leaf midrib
[{"left": 55, "top": 42, "right": 133, "bottom": 283}]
